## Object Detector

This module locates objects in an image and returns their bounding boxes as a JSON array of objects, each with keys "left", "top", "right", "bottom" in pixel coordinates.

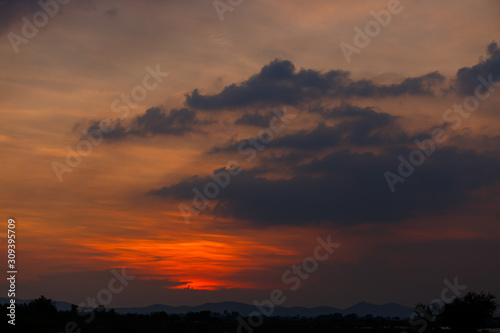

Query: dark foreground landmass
[{"left": 1, "top": 297, "right": 499, "bottom": 333}]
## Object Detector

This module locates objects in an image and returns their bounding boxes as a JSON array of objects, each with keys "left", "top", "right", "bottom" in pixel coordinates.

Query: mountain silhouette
[{"left": 0, "top": 298, "right": 413, "bottom": 318}]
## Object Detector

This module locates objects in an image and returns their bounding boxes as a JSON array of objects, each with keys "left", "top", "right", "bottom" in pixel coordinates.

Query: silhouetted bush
[{"left": 440, "top": 292, "right": 498, "bottom": 333}]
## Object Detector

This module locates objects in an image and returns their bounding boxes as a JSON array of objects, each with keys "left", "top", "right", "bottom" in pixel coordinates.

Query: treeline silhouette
[{"left": 1, "top": 292, "right": 498, "bottom": 333}]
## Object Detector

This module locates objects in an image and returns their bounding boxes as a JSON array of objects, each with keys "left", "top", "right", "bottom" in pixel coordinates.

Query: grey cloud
[
  {"left": 84, "top": 107, "right": 212, "bottom": 141},
  {"left": 455, "top": 41, "right": 500, "bottom": 95},
  {"left": 185, "top": 59, "right": 444, "bottom": 110},
  {"left": 234, "top": 112, "right": 275, "bottom": 127},
  {"left": 150, "top": 147, "right": 500, "bottom": 227},
  {"left": 209, "top": 105, "right": 407, "bottom": 154}
]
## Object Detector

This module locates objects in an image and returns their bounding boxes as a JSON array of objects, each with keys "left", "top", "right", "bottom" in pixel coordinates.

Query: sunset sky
[{"left": 1, "top": 0, "right": 499, "bottom": 309}]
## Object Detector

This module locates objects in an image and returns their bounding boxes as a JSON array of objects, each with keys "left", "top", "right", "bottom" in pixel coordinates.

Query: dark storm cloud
[
  {"left": 132, "top": 107, "right": 205, "bottom": 136},
  {"left": 299, "top": 105, "right": 406, "bottom": 147},
  {"left": 209, "top": 105, "right": 408, "bottom": 153},
  {"left": 150, "top": 147, "right": 500, "bottom": 226},
  {"left": 315, "top": 104, "right": 391, "bottom": 120},
  {"left": 84, "top": 107, "right": 212, "bottom": 140},
  {"left": 0, "top": 0, "right": 40, "bottom": 34},
  {"left": 455, "top": 41, "right": 500, "bottom": 95},
  {"left": 234, "top": 112, "right": 275, "bottom": 127},
  {"left": 265, "top": 122, "right": 344, "bottom": 151},
  {"left": 185, "top": 59, "right": 444, "bottom": 110}
]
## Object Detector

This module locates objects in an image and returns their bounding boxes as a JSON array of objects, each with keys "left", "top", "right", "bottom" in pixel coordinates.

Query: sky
[{"left": 0, "top": 0, "right": 499, "bottom": 310}]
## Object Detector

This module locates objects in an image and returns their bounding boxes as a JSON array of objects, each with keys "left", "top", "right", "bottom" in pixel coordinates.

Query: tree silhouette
[
  {"left": 411, "top": 302, "right": 443, "bottom": 332},
  {"left": 27, "top": 295, "right": 58, "bottom": 317},
  {"left": 440, "top": 292, "right": 498, "bottom": 333}
]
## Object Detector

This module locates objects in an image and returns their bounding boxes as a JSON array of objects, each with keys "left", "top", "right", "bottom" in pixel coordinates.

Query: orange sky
[{"left": 1, "top": 0, "right": 500, "bottom": 308}]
